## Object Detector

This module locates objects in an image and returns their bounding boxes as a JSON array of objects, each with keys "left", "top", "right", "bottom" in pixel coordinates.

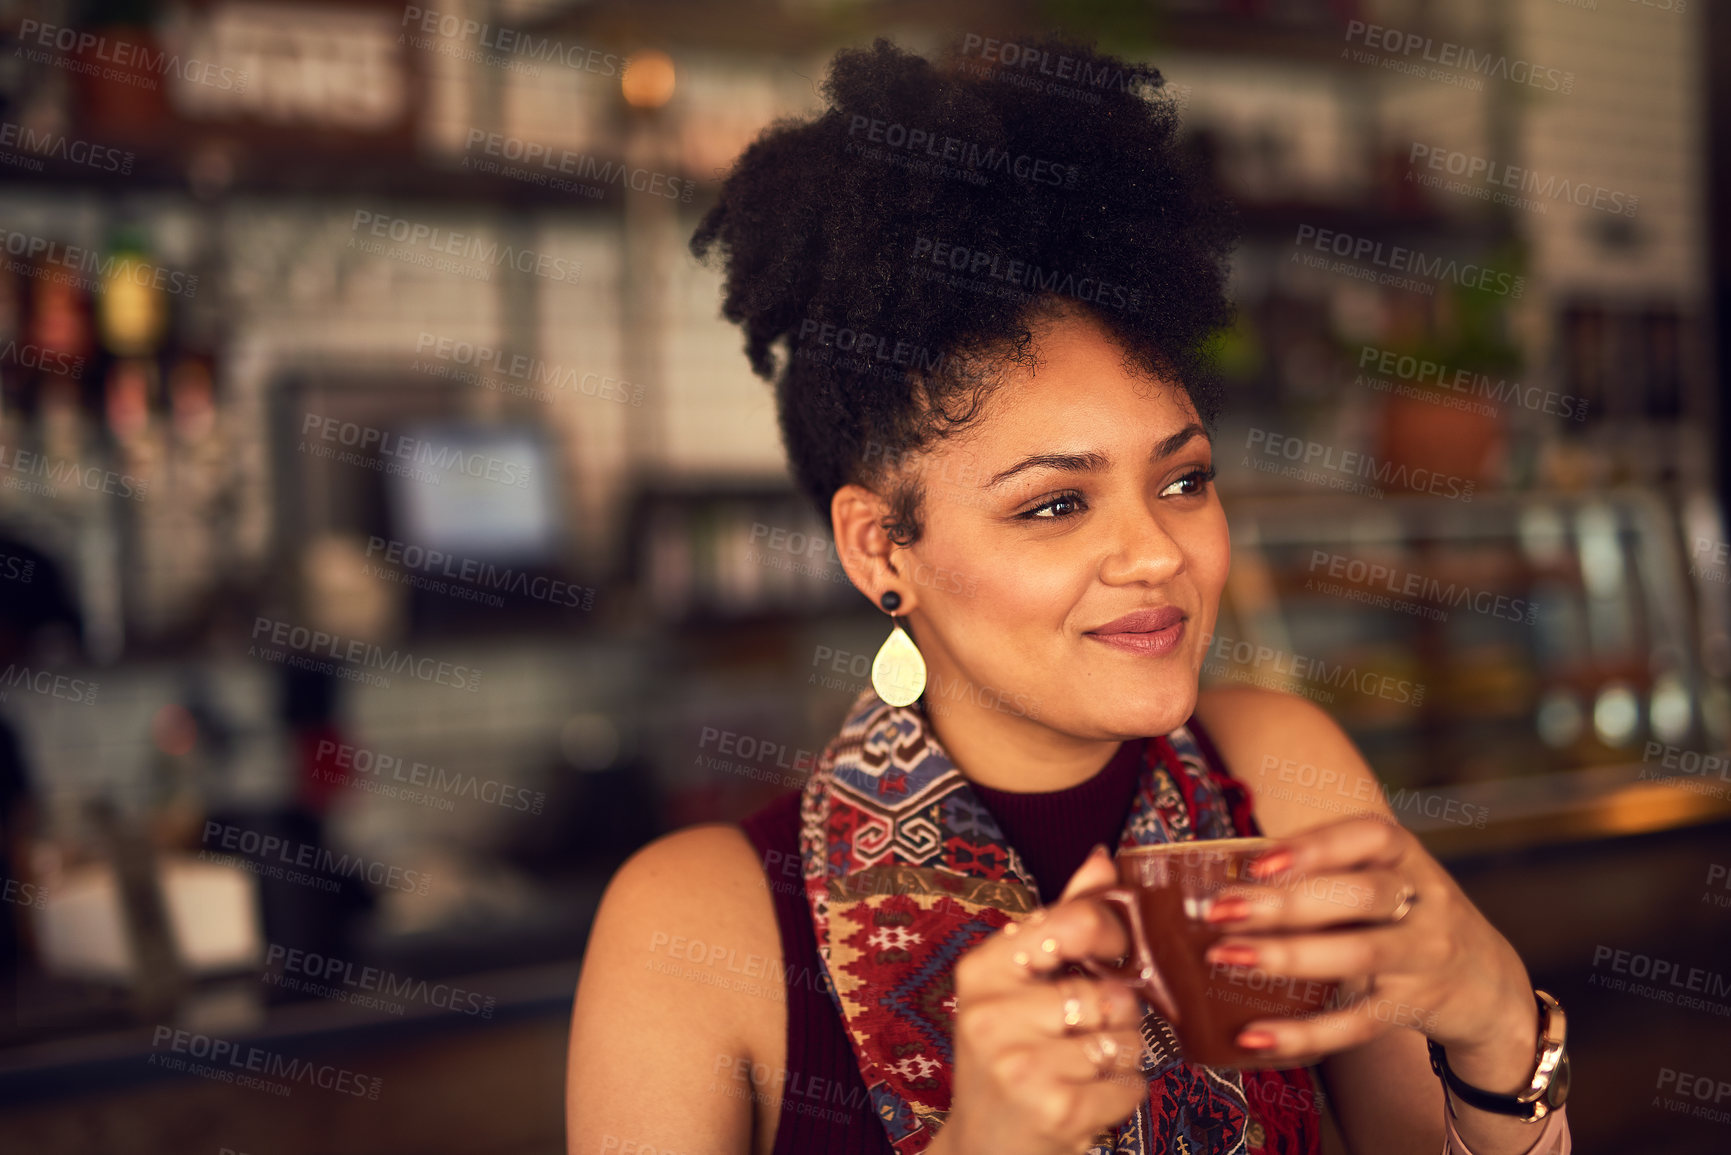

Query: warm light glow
[{"left": 622, "top": 51, "right": 676, "bottom": 109}]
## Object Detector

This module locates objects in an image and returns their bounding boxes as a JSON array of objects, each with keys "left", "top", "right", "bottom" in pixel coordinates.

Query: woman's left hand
[{"left": 1202, "top": 814, "right": 1537, "bottom": 1068}]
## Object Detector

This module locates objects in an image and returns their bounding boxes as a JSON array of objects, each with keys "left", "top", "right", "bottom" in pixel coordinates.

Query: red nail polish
[
  {"left": 1236, "top": 1029, "right": 1277, "bottom": 1051},
  {"left": 1207, "top": 944, "right": 1258, "bottom": 968},
  {"left": 1205, "top": 897, "right": 1251, "bottom": 924},
  {"left": 1249, "top": 849, "right": 1292, "bottom": 879}
]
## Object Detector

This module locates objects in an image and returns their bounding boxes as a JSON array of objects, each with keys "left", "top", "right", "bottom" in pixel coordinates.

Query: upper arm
[{"left": 565, "top": 822, "right": 780, "bottom": 1155}]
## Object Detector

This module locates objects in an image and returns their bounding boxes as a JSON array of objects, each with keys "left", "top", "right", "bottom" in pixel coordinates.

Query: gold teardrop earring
[{"left": 871, "top": 589, "right": 927, "bottom": 707}]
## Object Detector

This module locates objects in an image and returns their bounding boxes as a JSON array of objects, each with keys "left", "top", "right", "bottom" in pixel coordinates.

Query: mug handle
[{"left": 1078, "top": 887, "right": 1180, "bottom": 1027}]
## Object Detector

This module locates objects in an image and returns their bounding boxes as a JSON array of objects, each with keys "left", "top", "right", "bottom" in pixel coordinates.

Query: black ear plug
[{"left": 880, "top": 590, "right": 902, "bottom": 613}]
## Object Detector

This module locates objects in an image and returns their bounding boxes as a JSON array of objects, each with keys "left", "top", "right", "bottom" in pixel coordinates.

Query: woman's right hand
[{"left": 936, "top": 844, "right": 1151, "bottom": 1155}]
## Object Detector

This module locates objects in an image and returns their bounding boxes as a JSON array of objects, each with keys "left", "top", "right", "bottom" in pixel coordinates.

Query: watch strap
[{"left": 1427, "top": 989, "right": 1568, "bottom": 1123}]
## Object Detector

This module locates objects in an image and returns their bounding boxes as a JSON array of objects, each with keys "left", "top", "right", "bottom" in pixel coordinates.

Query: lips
[{"left": 1089, "top": 607, "right": 1186, "bottom": 635}]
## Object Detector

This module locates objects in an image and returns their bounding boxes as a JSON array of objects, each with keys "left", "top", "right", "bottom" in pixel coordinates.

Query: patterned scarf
[{"left": 799, "top": 688, "right": 1323, "bottom": 1155}]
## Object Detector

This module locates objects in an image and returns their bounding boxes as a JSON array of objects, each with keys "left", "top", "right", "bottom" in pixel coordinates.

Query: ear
[{"left": 830, "top": 484, "right": 917, "bottom": 614}]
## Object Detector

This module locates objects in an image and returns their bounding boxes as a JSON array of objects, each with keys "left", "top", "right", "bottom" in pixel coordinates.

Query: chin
[{"left": 1072, "top": 678, "right": 1198, "bottom": 739}]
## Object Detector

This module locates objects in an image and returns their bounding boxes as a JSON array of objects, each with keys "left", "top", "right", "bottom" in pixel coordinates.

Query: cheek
[{"left": 1191, "top": 513, "right": 1232, "bottom": 596}]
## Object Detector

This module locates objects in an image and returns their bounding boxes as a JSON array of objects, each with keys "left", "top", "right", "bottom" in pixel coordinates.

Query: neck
[{"left": 920, "top": 695, "right": 1122, "bottom": 793}]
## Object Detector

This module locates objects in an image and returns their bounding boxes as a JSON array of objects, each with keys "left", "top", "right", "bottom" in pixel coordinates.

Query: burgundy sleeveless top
[{"left": 737, "top": 715, "right": 1240, "bottom": 1155}]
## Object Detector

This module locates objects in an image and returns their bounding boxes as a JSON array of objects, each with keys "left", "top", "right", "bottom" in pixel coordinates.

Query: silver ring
[{"left": 1390, "top": 884, "right": 1418, "bottom": 923}]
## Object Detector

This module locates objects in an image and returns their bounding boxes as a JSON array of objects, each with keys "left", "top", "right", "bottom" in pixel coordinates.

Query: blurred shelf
[
  {"left": 0, "top": 956, "right": 582, "bottom": 1107},
  {"left": 1413, "top": 762, "right": 1731, "bottom": 860}
]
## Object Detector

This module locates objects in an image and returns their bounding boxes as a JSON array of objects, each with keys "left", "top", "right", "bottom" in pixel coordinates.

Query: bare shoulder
[
  {"left": 1190, "top": 686, "right": 1394, "bottom": 838},
  {"left": 566, "top": 822, "right": 785, "bottom": 1155}
]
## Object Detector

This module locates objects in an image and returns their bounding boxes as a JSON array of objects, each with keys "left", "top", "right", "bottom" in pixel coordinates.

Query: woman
[{"left": 567, "top": 35, "right": 1571, "bottom": 1155}]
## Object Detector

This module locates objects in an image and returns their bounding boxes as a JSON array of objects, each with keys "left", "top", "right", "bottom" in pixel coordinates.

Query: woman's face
[{"left": 888, "top": 308, "right": 1230, "bottom": 742}]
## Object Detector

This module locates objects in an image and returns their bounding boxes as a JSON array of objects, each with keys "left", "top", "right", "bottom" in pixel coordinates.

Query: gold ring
[
  {"left": 1061, "top": 980, "right": 1089, "bottom": 1031},
  {"left": 1390, "top": 885, "right": 1417, "bottom": 923},
  {"left": 1081, "top": 1032, "right": 1120, "bottom": 1079}
]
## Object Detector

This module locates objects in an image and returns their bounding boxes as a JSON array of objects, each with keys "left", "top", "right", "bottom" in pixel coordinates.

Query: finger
[
  {"left": 995, "top": 1045, "right": 1152, "bottom": 1141},
  {"left": 1204, "top": 868, "right": 1410, "bottom": 931},
  {"left": 1249, "top": 815, "right": 1410, "bottom": 881},
  {"left": 1235, "top": 995, "right": 1428, "bottom": 1063},
  {"left": 1062, "top": 1028, "right": 1153, "bottom": 1087},
  {"left": 1058, "top": 843, "right": 1118, "bottom": 901},
  {"left": 1205, "top": 923, "right": 1420, "bottom": 983},
  {"left": 990, "top": 1030, "right": 1147, "bottom": 1089},
  {"left": 970, "top": 975, "right": 1147, "bottom": 1047},
  {"left": 963, "top": 895, "right": 1132, "bottom": 999}
]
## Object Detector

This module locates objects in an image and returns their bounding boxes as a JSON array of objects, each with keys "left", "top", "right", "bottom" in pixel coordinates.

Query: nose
[{"left": 1097, "top": 499, "right": 1185, "bottom": 587}]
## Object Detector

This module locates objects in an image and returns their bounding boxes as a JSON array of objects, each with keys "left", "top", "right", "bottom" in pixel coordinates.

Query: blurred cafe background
[{"left": 0, "top": 0, "right": 1726, "bottom": 1151}]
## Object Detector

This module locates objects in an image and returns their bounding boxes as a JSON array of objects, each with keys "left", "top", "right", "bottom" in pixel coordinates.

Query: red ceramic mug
[{"left": 1079, "top": 837, "right": 1337, "bottom": 1067}]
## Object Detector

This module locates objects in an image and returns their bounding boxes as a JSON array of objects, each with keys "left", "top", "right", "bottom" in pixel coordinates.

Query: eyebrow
[{"left": 983, "top": 422, "right": 1210, "bottom": 490}]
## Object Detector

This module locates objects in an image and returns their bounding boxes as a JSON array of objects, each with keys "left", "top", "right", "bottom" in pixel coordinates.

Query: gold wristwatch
[{"left": 1426, "top": 989, "right": 1570, "bottom": 1123}]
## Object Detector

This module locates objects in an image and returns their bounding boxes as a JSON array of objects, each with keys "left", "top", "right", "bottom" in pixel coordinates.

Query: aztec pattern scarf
[{"left": 798, "top": 688, "right": 1323, "bottom": 1155}]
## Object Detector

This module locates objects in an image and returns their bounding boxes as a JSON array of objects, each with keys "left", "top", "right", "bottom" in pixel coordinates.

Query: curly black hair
[{"left": 690, "top": 34, "right": 1238, "bottom": 545}]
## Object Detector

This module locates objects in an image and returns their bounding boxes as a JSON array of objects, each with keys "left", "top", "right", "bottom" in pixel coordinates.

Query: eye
[
  {"left": 1162, "top": 465, "right": 1216, "bottom": 498},
  {"left": 1016, "top": 491, "right": 1087, "bottom": 520}
]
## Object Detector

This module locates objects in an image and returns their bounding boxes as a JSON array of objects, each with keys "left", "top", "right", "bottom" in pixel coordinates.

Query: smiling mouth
[{"left": 1085, "top": 615, "right": 1186, "bottom": 657}]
